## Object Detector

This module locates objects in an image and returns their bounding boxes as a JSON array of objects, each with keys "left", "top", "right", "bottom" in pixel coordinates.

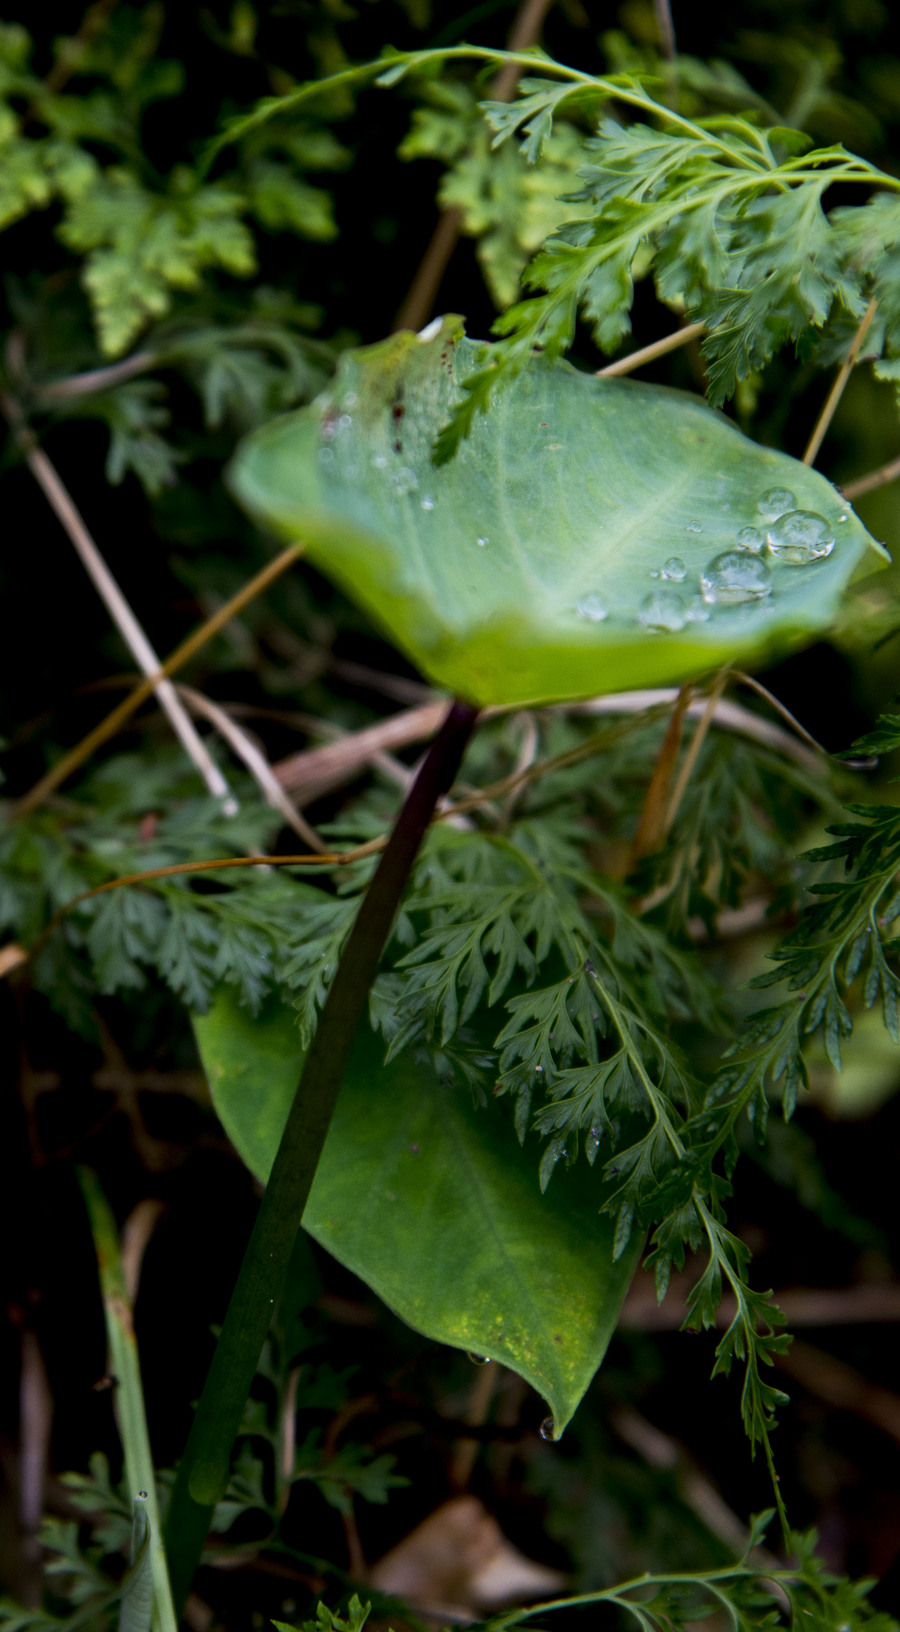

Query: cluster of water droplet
[
  {"left": 632, "top": 487, "right": 841, "bottom": 631},
  {"left": 766, "top": 508, "right": 836, "bottom": 564},
  {"left": 317, "top": 392, "right": 844, "bottom": 642},
  {"left": 740, "top": 489, "right": 837, "bottom": 564}
]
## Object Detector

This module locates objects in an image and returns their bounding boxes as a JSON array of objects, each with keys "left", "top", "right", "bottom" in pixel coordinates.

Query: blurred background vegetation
[{"left": 4, "top": 1, "right": 900, "bottom": 1628}]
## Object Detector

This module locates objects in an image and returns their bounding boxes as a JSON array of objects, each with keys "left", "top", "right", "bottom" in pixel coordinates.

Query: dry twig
[
  {"left": 175, "top": 683, "right": 326, "bottom": 851},
  {"left": 0, "top": 393, "right": 234, "bottom": 808},
  {"left": 842, "top": 452, "right": 900, "bottom": 501},
  {"left": 631, "top": 684, "right": 693, "bottom": 862},
  {"left": 803, "top": 299, "right": 877, "bottom": 466},
  {"left": 14, "top": 542, "right": 303, "bottom": 819},
  {"left": 392, "top": 0, "right": 558, "bottom": 333},
  {"left": 597, "top": 321, "right": 706, "bottom": 378}
]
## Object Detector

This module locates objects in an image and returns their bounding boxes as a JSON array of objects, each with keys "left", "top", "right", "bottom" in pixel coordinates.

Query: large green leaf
[
  {"left": 229, "top": 317, "right": 883, "bottom": 707},
  {"left": 194, "top": 988, "right": 641, "bottom": 1436}
]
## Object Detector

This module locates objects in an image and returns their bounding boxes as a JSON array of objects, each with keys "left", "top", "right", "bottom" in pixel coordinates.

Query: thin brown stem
[
  {"left": 174, "top": 683, "right": 326, "bottom": 850},
  {"left": 597, "top": 321, "right": 706, "bottom": 377},
  {"left": 13, "top": 542, "right": 303, "bottom": 819},
  {"left": 393, "top": 210, "right": 465, "bottom": 335},
  {"left": 654, "top": 0, "right": 677, "bottom": 60},
  {"left": 11, "top": 679, "right": 837, "bottom": 981},
  {"left": 731, "top": 670, "right": 829, "bottom": 757},
  {"left": 43, "top": 0, "right": 120, "bottom": 95},
  {"left": 35, "top": 351, "right": 159, "bottom": 402},
  {"left": 11, "top": 713, "right": 669, "bottom": 977},
  {"left": 392, "top": 0, "right": 557, "bottom": 333},
  {"left": 803, "top": 298, "right": 877, "bottom": 466},
  {"left": 665, "top": 670, "right": 729, "bottom": 832},
  {"left": 450, "top": 1362, "right": 502, "bottom": 1490},
  {"left": 275, "top": 700, "right": 450, "bottom": 801},
  {"left": 842, "top": 452, "right": 900, "bottom": 501},
  {"left": 1, "top": 392, "right": 233, "bottom": 807},
  {"left": 631, "top": 684, "right": 693, "bottom": 863}
]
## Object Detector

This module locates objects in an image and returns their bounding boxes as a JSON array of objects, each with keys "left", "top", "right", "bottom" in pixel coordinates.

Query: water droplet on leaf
[
  {"left": 661, "top": 556, "right": 687, "bottom": 581},
  {"left": 736, "top": 526, "right": 763, "bottom": 552},
  {"left": 576, "top": 593, "right": 608, "bottom": 622},
  {"left": 700, "top": 551, "right": 772, "bottom": 604},
  {"left": 637, "top": 588, "right": 686, "bottom": 631},
  {"left": 685, "top": 521, "right": 702, "bottom": 534},
  {"left": 421, "top": 496, "right": 435, "bottom": 511},
  {"left": 683, "top": 597, "right": 711, "bottom": 623},
  {"left": 338, "top": 414, "right": 352, "bottom": 430},
  {"left": 766, "top": 510, "right": 835, "bottom": 564},
  {"left": 393, "top": 466, "right": 418, "bottom": 495},
  {"left": 467, "top": 1353, "right": 492, "bottom": 1366},
  {"left": 371, "top": 453, "right": 388, "bottom": 469},
  {"left": 758, "top": 487, "right": 796, "bottom": 521},
  {"left": 476, "top": 536, "right": 489, "bottom": 548}
]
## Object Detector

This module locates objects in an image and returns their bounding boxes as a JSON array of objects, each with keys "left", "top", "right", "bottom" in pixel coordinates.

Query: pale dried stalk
[
  {"left": 803, "top": 298, "right": 877, "bottom": 465},
  {"left": 664, "top": 670, "right": 729, "bottom": 832},
  {"left": 597, "top": 320, "right": 706, "bottom": 378},
  {"left": 731, "top": 669, "right": 829, "bottom": 756},
  {"left": 274, "top": 700, "right": 450, "bottom": 802},
  {"left": 14, "top": 542, "right": 303, "bottom": 818},
  {"left": 175, "top": 684, "right": 326, "bottom": 850},
  {"left": 272, "top": 686, "right": 828, "bottom": 811},
  {"left": 631, "top": 683, "right": 693, "bottom": 861},
  {"left": 392, "top": 0, "right": 557, "bottom": 333},
  {"left": 0, "top": 394, "right": 234, "bottom": 808},
  {"left": 611, "top": 1406, "right": 780, "bottom": 1568},
  {"left": 572, "top": 689, "right": 824, "bottom": 773},
  {"left": 843, "top": 451, "right": 900, "bottom": 500},
  {"left": 36, "top": 350, "right": 158, "bottom": 402}
]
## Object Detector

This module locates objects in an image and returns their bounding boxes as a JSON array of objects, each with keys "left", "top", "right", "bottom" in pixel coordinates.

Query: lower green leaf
[{"left": 195, "top": 988, "right": 641, "bottom": 1437}]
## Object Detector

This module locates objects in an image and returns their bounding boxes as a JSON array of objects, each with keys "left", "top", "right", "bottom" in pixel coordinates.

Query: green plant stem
[
  {"left": 77, "top": 1169, "right": 178, "bottom": 1632},
  {"left": 163, "top": 698, "right": 479, "bottom": 1614}
]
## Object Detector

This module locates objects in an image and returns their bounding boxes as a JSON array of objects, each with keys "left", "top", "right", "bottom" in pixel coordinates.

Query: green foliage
[
  {"left": 0, "top": 1455, "right": 130, "bottom": 1630},
  {"left": 7, "top": 9, "right": 900, "bottom": 1627},
  {"left": 400, "top": 79, "right": 591, "bottom": 308},
  {"left": 273, "top": 1593, "right": 372, "bottom": 1632},
  {"left": 708, "top": 799, "right": 900, "bottom": 1131},
  {"left": 477, "top": 1521, "right": 899, "bottom": 1632},
  {"left": 0, "top": 15, "right": 347, "bottom": 360},
  {"left": 196, "top": 985, "right": 643, "bottom": 1436},
  {"left": 230, "top": 320, "right": 879, "bottom": 705},
  {"left": 215, "top": 44, "right": 900, "bottom": 451}
]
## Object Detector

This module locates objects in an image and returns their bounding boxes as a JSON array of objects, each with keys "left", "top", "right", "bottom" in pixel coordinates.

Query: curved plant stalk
[
  {"left": 163, "top": 699, "right": 479, "bottom": 1614},
  {"left": 173, "top": 682, "right": 325, "bottom": 850},
  {"left": 0, "top": 393, "right": 235, "bottom": 811},
  {"left": 597, "top": 321, "right": 706, "bottom": 377},
  {"left": 392, "top": 0, "right": 556, "bottom": 333},
  {"left": 77, "top": 1169, "right": 177, "bottom": 1632},
  {"left": 843, "top": 451, "right": 900, "bottom": 499},
  {"left": 803, "top": 299, "right": 877, "bottom": 466},
  {"left": 13, "top": 541, "right": 303, "bottom": 819}
]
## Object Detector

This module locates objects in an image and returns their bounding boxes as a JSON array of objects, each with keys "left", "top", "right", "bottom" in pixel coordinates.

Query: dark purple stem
[{"left": 164, "top": 699, "right": 479, "bottom": 1612}]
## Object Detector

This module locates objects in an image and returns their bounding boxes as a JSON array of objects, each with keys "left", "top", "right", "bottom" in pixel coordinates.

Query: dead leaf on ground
[{"left": 369, "top": 1494, "right": 566, "bottom": 1622}]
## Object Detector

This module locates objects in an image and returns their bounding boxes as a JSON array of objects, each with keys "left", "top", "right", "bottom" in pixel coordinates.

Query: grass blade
[{"left": 77, "top": 1169, "right": 178, "bottom": 1632}]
